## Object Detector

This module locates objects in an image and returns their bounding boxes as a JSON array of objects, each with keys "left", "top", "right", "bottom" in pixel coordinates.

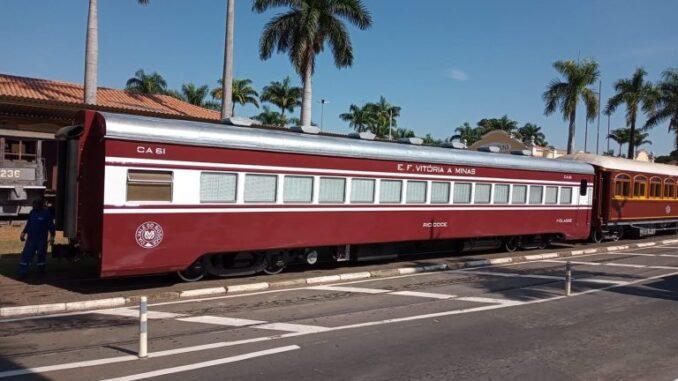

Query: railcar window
[
  {"left": 493, "top": 184, "right": 509, "bottom": 204},
  {"left": 244, "top": 174, "right": 278, "bottom": 203},
  {"left": 127, "top": 170, "right": 173, "bottom": 202},
  {"left": 453, "top": 183, "right": 472, "bottom": 204},
  {"left": 614, "top": 174, "right": 631, "bottom": 198},
  {"left": 560, "top": 187, "right": 573, "bottom": 204},
  {"left": 283, "top": 176, "right": 313, "bottom": 203},
  {"left": 200, "top": 172, "right": 237, "bottom": 203},
  {"left": 319, "top": 177, "right": 346, "bottom": 203},
  {"left": 545, "top": 186, "right": 558, "bottom": 204},
  {"left": 430, "top": 182, "right": 451, "bottom": 204},
  {"left": 579, "top": 180, "right": 588, "bottom": 196},
  {"left": 3, "top": 138, "right": 37, "bottom": 162},
  {"left": 474, "top": 183, "right": 492, "bottom": 204},
  {"left": 406, "top": 181, "right": 427, "bottom": 203},
  {"left": 529, "top": 186, "right": 544, "bottom": 204},
  {"left": 380, "top": 180, "right": 402, "bottom": 203},
  {"left": 512, "top": 185, "right": 527, "bottom": 204},
  {"left": 633, "top": 176, "right": 647, "bottom": 198},
  {"left": 351, "top": 178, "right": 375, "bottom": 203},
  {"left": 649, "top": 177, "right": 662, "bottom": 199},
  {"left": 664, "top": 179, "right": 676, "bottom": 199}
]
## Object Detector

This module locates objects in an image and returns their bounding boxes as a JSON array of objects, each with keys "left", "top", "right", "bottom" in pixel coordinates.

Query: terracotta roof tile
[{"left": 0, "top": 73, "right": 220, "bottom": 121}]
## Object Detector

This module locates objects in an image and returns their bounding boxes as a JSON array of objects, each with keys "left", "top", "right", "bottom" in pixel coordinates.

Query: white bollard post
[
  {"left": 139, "top": 296, "right": 148, "bottom": 358},
  {"left": 565, "top": 261, "right": 572, "bottom": 296}
]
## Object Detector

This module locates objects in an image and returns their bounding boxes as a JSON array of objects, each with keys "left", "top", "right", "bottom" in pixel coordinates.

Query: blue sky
[{"left": 1, "top": 0, "right": 677, "bottom": 154}]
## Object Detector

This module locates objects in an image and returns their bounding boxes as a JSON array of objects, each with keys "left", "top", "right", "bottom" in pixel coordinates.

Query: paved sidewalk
[{"left": 1, "top": 235, "right": 676, "bottom": 317}]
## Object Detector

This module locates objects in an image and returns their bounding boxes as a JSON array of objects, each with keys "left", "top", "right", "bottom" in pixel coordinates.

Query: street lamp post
[
  {"left": 388, "top": 109, "right": 392, "bottom": 141},
  {"left": 320, "top": 99, "right": 329, "bottom": 131},
  {"left": 596, "top": 80, "right": 602, "bottom": 155}
]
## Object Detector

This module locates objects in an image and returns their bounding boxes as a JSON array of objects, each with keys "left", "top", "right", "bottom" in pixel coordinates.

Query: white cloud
[{"left": 446, "top": 68, "right": 469, "bottom": 81}]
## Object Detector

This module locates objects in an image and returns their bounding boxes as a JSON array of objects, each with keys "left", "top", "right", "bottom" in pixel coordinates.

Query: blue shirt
[{"left": 23, "top": 208, "right": 56, "bottom": 241}]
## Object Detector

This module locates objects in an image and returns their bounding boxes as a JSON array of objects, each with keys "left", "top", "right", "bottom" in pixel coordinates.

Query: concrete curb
[{"left": 3, "top": 237, "right": 678, "bottom": 318}]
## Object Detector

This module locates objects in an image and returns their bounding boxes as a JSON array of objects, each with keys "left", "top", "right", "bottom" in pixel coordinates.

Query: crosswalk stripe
[
  {"left": 456, "top": 296, "right": 522, "bottom": 305},
  {"left": 389, "top": 291, "right": 455, "bottom": 300},
  {"left": 177, "top": 316, "right": 265, "bottom": 327},
  {"left": 308, "top": 285, "right": 391, "bottom": 294},
  {"left": 254, "top": 323, "right": 330, "bottom": 334},
  {"left": 96, "top": 309, "right": 185, "bottom": 319}
]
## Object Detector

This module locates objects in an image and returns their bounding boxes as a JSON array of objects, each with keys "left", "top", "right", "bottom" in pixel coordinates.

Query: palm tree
[
  {"left": 340, "top": 104, "right": 372, "bottom": 133},
  {"left": 175, "top": 83, "right": 219, "bottom": 109},
  {"left": 633, "top": 130, "right": 652, "bottom": 150},
  {"left": 477, "top": 115, "right": 518, "bottom": 134},
  {"left": 125, "top": 69, "right": 168, "bottom": 95},
  {"left": 252, "top": 106, "right": 287, "bottom": 126},
  {"left": 393, "top": 128, "right": 415, "bottom": 139},
  {"left": 261, "top": 77, "right": 303, "bottom": 119},
  {"left": 364, "top": 97, "right": 401, "bottom": 138},
  {"left": 605, "top": 68, "right": 659, "bottom": 159},
  {"left": 212, "top": 78, "right": 260, "bottom": 116},
  {"left": 84, "top": 0, "right": 149, "bottom": 104},
  {"left": 253, "top": 0, "right": 372, "bottom": 126},
  {"left": 220, "top": 0, "right": 235, "bottom": 119},
  {"left": 645, "top": 68, "right": 678, "bottom": 148},
  {"left": 452, "top": 122, "right": 481, "bottom": 146},
  {"left": 518, "top": 123, "right": 548, "bottom": 146},
  {"left": 607, "top": 128, "right": 631, "bottom": 157},
  {"left": 543, "top": 59, "right": 600, "bottom": 154}
]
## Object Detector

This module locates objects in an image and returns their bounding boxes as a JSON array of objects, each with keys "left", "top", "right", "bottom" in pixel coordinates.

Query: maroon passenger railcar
[
  {"left": 55, "top": 112, "right": 594, "bottom": 280},
  {"left": 564, "top": 153, "right": 678, "bottom": 241}
]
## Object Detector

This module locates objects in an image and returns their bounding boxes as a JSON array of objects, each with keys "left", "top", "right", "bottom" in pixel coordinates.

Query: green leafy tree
[
  {"left": 543, "top": 59, "right": 600, "bottom": 154},
  {"left": 125, "top": 69, "right": 168, "bottom": 95},
  {"left": 605, "top": 68, "right": 659, "bottom": 159},
  {"left": 175, "top": 83, "right": 219, "bottom": 109},
  {"left": 607, "top": 128, "right": 630, "bottom": 157},
  {"left": 252, "top": 106, "right": 287, "bottom": 126},
  {"left": 477, "top": 115, "right": 518, "bottom": 134},
  {"left": 393, "top": 128, "right": 415, "bottom": 139},
  {"left": 261, "top": 76, "right": 303, "bottom": 120},
  {"left": 254, "top": 0, "right": 372, "bottom": 126},
  {"left": 518, "top": 123, "right": 548, "bottom": 146},
  {"left": 340, "top": 104, "right": 373, "bottom": 133},
  {"left": 212, "top": 78, "right": 260, "bottom": 116},
  {"left": 452, "top": 122, "right": 481, "bottom": 146},
  {"left": 364, "top": 96, "right": 401, "bottom": 138},
  {"left": 84, "top": 0, "right": 149, "bottom": 104},
  {"left": 645, "top": 68, "right": 678, "bottom": 148}
]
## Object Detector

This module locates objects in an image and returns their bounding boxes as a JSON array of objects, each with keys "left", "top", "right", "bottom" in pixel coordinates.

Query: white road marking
[
  {"left": 574, "top": 278, "right": 628, "bottom": 285},
  {"left": 4, "top": 270, "right": 678, "bottom": 379},
  {"left": 389, "top": 291, "right": 456, "bottom": 300},
  {"left": 100, "top": 345, "right": 300, "bottom": 381},
  {"left": 96, "top": 309, "right": 185, "bottom": 319},
  {"left": 456, "top": 297, "right": 522, "bottom": 305},
  {"left": 541, "top": 259, "right": 678, "bottom": 270},
  {"left": 308, "top": 285, "right": 391, "bottom": 294},
  {"left": 608, "top": 252, "right": 678, "bottom": 259},
  {"left": 177, "top": 316, "right": 265, "bottom": 327},
  {"left": 254, "top": 323, "right": 330, "bottom": 334},
  {"left": 461, "top": 270, "right": 563, "bottom": 280}
]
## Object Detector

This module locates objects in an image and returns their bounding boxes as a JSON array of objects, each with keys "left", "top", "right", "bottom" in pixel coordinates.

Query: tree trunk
[
  {"left": 301, "top": 61, "right": 313, "bottom": 126},
  {"left": 220, "top": 0, "right": 235, "bottom": 120},
  {"left": 566, "top": 109, "right": 576, "bottom": 154},
  {"left": 83, "top": 0, "right": 98, "bottom": 105},
  {"left": 627, "top": 118, "right": 636, "bottom": 159},
  {"left": 618, "top": 143, "right": 622, "bottom": 157}
]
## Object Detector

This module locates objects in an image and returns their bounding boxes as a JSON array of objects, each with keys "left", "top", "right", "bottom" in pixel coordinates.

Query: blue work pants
[{"left": 17, "top": 239, "right": 48, "bottom": 276}]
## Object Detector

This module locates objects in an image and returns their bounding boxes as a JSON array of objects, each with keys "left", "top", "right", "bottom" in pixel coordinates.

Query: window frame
[
  {"left": 406, "top": 181, "right": 427, "bottom": 204},
  {"left": 350, "top": 178, "right": 376, "bottom": 203},
  {"left": 529, "top": 185, "right": 544, "bottom": 205},
  {"left": 664, "top": 178, "right": 676, "bottom": 199},
  {"left": 545, "top": 186, "right": 558, "bottom": 204},
  {"left": 633, "top": 175, "right": 648, "bottom": 199},
  {"left": 493, "top": 184, "right": 510, "bottom": 204},
  {"left": 511, "top": 184, "right": 527, "bottom": 205},
  {"left": 199, "top": 171, "right": 238, "bottom": 203},
  {"left": 126, "top": 169, "right": 173, "bottom": 202},
  {"left": 283, "top": 175, "right": 314, "bottom": 204},
  {"left": 318, "top": 177, "right": 346, "bottom": 204},
  {"left": 379, "top": 179, "right": 403, "bottom": 204},
  {"left": 614, "top": 174, "right": 631, "bottom": 199},
  {"left": 453, "top": 182, "right": 472, "bottom": 204},
  {"left": 473, "top": 183, "right": 492, "bottom": 204},
  {"left": 243, "top": 173, "right": 279, "bottom": 203},
  {"left": 649, "top": 176, "right": 663, "bottom": 199}
]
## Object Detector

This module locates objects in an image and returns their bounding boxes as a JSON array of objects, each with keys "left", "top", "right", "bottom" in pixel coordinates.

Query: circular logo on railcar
[
  {"left": 666, "top": 205, "right": 672, "bottom": 215},
  {"left": 135, "top": 221, "right": 164, "bottom": 249}
]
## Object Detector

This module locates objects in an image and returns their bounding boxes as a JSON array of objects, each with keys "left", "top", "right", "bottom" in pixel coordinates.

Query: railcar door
[{"left": 576, "top": 178, "right": 592, "bottom": 230}]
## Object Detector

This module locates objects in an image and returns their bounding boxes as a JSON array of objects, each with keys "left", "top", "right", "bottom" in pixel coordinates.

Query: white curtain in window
[
  {"left": 351, "top": 179, "right": 375, "bottom": 203},
  {"left": 529, "top": 186, "right": 544, "bottom": 204},
  {"left": 200, "top": 172, "right": 237, "bottom": 202},
  {"left": 474, "top": 183, "right": 492, "bottom": 204},
  {"left": 407, "top": 181, "right": 427, "bottom": 203},
  {"left": 453, "top": 183, "right": 472, "bottom": 203},
  {"left": 244, "top": 174, "right": 277, "bottom": 202},
  {"left": 380, "top": 180, "right": 402, "bottom": 203},
  {"left": 284, "top": 176, "right": 313, "bottom": 203},
  {"left": 512, "top": 185, "right": 527, "bottom": 204},
  {"left": 545, "top": 186, "right": 558, "bottom": 204},
  {"left": 430, "top": 182, "right": 450, "bottom": 203},
  {"left": 319, "top": 178, "right": 345, "bottom": 203},
  {"left": 494, "top": 184, "right": 509, "bottom": 204}
]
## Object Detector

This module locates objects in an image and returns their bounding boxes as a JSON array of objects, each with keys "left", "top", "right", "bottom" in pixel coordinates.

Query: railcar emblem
[
  {"left": 666, "top": 205, "right": 672, "bottom": 215},
  {"left": 135, "top": 221, "right": 164, "bottom": 249}
]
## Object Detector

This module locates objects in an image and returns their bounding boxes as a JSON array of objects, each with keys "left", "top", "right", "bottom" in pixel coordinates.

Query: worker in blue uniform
[{"left": 17, "top": 199, "right": 55, "bottom": 279}]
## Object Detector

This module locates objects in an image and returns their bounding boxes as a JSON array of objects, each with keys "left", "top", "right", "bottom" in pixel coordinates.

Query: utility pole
[
  {"left": 607, "top": 113, "right": 611, "bottom": 152},
  {"left": 320, "top": 99, "right": 329, "bottom": 131},
  {"left": 220, "top": 0, "right": 235, "bottom": 120},
  {"left": 388, "top": 109, "right": 392, "bottom": 141}
]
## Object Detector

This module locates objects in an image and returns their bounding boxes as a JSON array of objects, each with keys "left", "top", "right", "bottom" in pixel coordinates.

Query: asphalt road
[{"left": 2, "top": 244, "right": 678, "bottom": 380}]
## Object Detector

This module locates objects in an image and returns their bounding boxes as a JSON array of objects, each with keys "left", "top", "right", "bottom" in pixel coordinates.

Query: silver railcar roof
[
  {"left": 99, "top": 112, "right": 594, "bottom": 175},
  {"left": 561, "top": 153, "right": 678, "bottom": 177}
]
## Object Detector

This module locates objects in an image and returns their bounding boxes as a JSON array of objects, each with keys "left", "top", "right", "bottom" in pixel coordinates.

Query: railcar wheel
[
  {"left": 503, "top": 237, "right": 519, "bottom": 252},
  {"left": 177, "top": 259, "right": 206, "bottom": 282},
  {"left": 263, "top": 252, "right": 288, "bottom": 275},
  {"left": 591, "top": 228, "right": 604, "bottom": 244}
]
